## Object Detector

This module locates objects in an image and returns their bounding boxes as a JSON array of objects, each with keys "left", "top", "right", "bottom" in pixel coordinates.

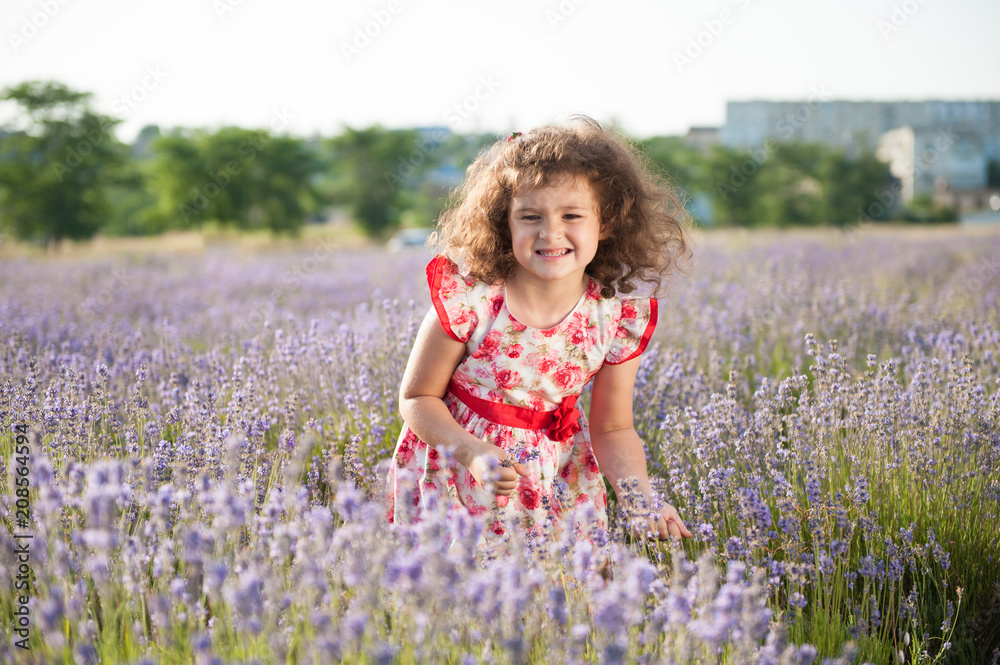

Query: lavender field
[{"left": 1, "top": 227, "right": 998, "bottom": 664}]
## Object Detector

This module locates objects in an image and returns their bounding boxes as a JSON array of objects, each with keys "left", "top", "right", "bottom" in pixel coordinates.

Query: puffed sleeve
[
  {"left": 425, "top": 254, "right": 478, "bottom": 343},
  {"left": 605, "top": 297, "right": 658, "bottom": 365}
]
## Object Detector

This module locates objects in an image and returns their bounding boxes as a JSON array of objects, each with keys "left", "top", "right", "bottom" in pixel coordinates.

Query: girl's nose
[{"left": 540, "top": 218, "right": 564, "bottom": 240}]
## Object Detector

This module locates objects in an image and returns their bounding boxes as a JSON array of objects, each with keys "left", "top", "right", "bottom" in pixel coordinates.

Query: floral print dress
[{"left": 387, "top": 255, "right": 657, "bottom": 539}]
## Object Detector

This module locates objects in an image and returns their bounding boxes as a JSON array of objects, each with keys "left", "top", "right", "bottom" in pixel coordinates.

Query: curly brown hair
[{"left": 434, "top": 116, "right": 691, "bottom": 298}]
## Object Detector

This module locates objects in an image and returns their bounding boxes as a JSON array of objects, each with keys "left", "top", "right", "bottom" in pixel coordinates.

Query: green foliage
[
  {"left": 987, "top": 159, "right": 1000, "bottom": 188},
  {"left": 706, "top": 145, "right": 768, "bottom": 226},
  {"left": 0, "top": 78, "right": 969, "bottom": 241},
  {"left": 900, "top": 194, "right": 960, "bottom": 224},
  {"left": 322, "top": 126, "right": 445, "bottom": 237},
  {"left": 637, "top": 135, "right": 705, "bottom": 188},
  {"left": 0, "top": 80, "right": 126, "bottom": 245},
  {"left": 101, "top": 126, "right": 161, "bottom": 236},
  {"left": 659, "top": 141, "right": 897, "bottom": 228},
  {"left": 145, "top": 126, "right": 322, "bottom": 234},
  {"left": 820, "top": 149, "right": 895, "bottom": 225}
]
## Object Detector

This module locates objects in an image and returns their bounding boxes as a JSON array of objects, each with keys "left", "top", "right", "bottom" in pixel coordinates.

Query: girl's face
[{"left": 507, "top": 173, "right": 606, "bottom": 290}]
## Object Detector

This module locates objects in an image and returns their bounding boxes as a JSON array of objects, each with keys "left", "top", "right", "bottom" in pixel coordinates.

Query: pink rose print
[
  {"left": 621, "top": 300, "right": 637, "bottom": 321},
  {"left": 585, "top": 279, "right": 601, "bottom": 300},
  {"left": 396, "top": 435, "right": 415, "bottom": 465},
  {"left": 491, "top": 520, "right": 505, "bottom": 535},
  {"left": 565, "top": 312, "right": 593, "bottom": 350},
  {"left": 497, "top": 495, "right": 509, "bottom": 507},
  {"left": 489, "top": 427, "right": 513, "bottom": 451},
  {"left": 537, "top": 355, "right": 558, "bottom": 374},
  {"left": 509, "top": 318, "right": 527, "bottom": 332},
  {"left": 472, "top": 331, "right": 502, "bottom": 360},
  {"left": 506, "top": 343, "right": 523, "bottom": 359},
  {"left": 518, "top": 485, "right": 540, "bottom": 510},
  {"left": 489, "top": 293, "right": 504, "bottom": 318},
  {"left": 553, "top": 363, "right": 584, "bottom": 391},
  {"left": 452, "top": 308, "right": 472, "bottom": 330},
  {"left": 495, "top": 368, "right": 520, "bottom": 391},
  {"left": 440, "top": 272, "right": 459, "bottom": 296}
]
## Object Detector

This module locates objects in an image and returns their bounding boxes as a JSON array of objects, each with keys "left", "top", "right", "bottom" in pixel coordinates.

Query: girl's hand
[
  {"left": 467, "top": 447, "right": 530, "bottom": 496},
  {"left": 648, "top": 503, "right": 694, "bottom": 541}
]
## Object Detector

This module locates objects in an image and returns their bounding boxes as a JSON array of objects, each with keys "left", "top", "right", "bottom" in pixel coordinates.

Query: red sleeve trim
[
  {"left": 606, "top": 297, "right": 658, "bottom": 365},
  {"left": 426, "top": 255, "right": 464, "bottom": 343}
]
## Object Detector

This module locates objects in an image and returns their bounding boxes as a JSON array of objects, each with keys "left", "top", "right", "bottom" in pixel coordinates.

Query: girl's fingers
[
  {"left": 660, "top": 507, "right": 694, "bottom": 540},
  {"left": 667, "top": 520, "right": 682, "bottom": 541},
  {"left": 512, "top": 462, "right": 530, "bottom": 478},
  {"left": 489, "top": 468, "right": 522, "bottom": 495}
]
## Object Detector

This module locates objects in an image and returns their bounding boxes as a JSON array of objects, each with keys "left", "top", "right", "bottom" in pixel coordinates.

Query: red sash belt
[{"left": 447, "top": 379, "right": 582, "bottom": 442}]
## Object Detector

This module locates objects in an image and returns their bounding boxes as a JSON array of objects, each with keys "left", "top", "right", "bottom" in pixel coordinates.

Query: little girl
[{"left": 387, "top": 117, "right": 693, "bottom": 543}]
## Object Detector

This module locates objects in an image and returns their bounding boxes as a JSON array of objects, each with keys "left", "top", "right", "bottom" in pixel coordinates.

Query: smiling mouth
[{"left": 536, "top": 249, "right": 571, "bottom": 257}]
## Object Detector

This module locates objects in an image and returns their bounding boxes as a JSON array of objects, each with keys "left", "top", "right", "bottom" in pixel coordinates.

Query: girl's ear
[{"left": 598, "top": 222, "right": 611, "bottom": 241}]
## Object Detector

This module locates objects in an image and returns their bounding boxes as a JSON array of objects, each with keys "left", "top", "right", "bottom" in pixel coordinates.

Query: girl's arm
[
  {"left": 398, "top": 308, "right": 528, "bottom": 495},
  {"left": 589, "top": 355, "right": 693, "bottom": 540}
]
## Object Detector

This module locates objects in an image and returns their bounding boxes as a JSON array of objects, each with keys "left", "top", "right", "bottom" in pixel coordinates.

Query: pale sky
[{"left": 2, "top": 0, "right": 999, "bottom": 141}]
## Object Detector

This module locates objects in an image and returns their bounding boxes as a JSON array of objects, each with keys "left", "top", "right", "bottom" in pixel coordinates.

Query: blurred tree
[
  {"left": 694, "top": 140, "right": 896, "bottom": 228},
  {"left": 322, "top": 126, "right": 444, "bottom": 237},
  {"left": 102, "top": 125, "right": 160, "bottom": 236},
  {"left": 146, "top": 126, "right": 322, "bottom": 233},
  {"left": 900, "top": 194, "right": 958, "bottom": 224},
  {"left": 987, "top": 159, "right": 1000, "bottom": 188},
  {"left": 764, "top": 144, "right": 825, "bottom": 227},
  {"left": 637, "top": 135, "right": 705, "bottom": 191},
  {"left": 706, "top": 145, "right": 769, "bottom": 226},
  {"left": 821, "top": 149, "right": 895, "bottom": 226},
  {"left": 0, "top": 80, "right": 125, "bottom": 246}
]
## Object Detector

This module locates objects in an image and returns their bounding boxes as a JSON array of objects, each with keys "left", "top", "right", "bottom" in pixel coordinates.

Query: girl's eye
[
  {"left": 521, "top": 215, "right": 540, "bottom": 222},
  {"left": 564, "top": 214, "right": 581, "bottom": 220}
]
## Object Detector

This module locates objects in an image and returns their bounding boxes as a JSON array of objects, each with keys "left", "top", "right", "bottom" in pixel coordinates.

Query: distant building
[
  {"left": 876, "top": 126, "right": 988, "bottom": 204},
  {"left": 683, "top": 126, "right": 720, "bottom": 152},
  {"left": 721, "top": 100, "right": 1000, "bottom": 210}
]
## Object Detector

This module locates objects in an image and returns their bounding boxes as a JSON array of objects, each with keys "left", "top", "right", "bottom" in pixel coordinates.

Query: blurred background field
[{"left": 1, "top": 80, "right": 999, "bottom": 250}]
